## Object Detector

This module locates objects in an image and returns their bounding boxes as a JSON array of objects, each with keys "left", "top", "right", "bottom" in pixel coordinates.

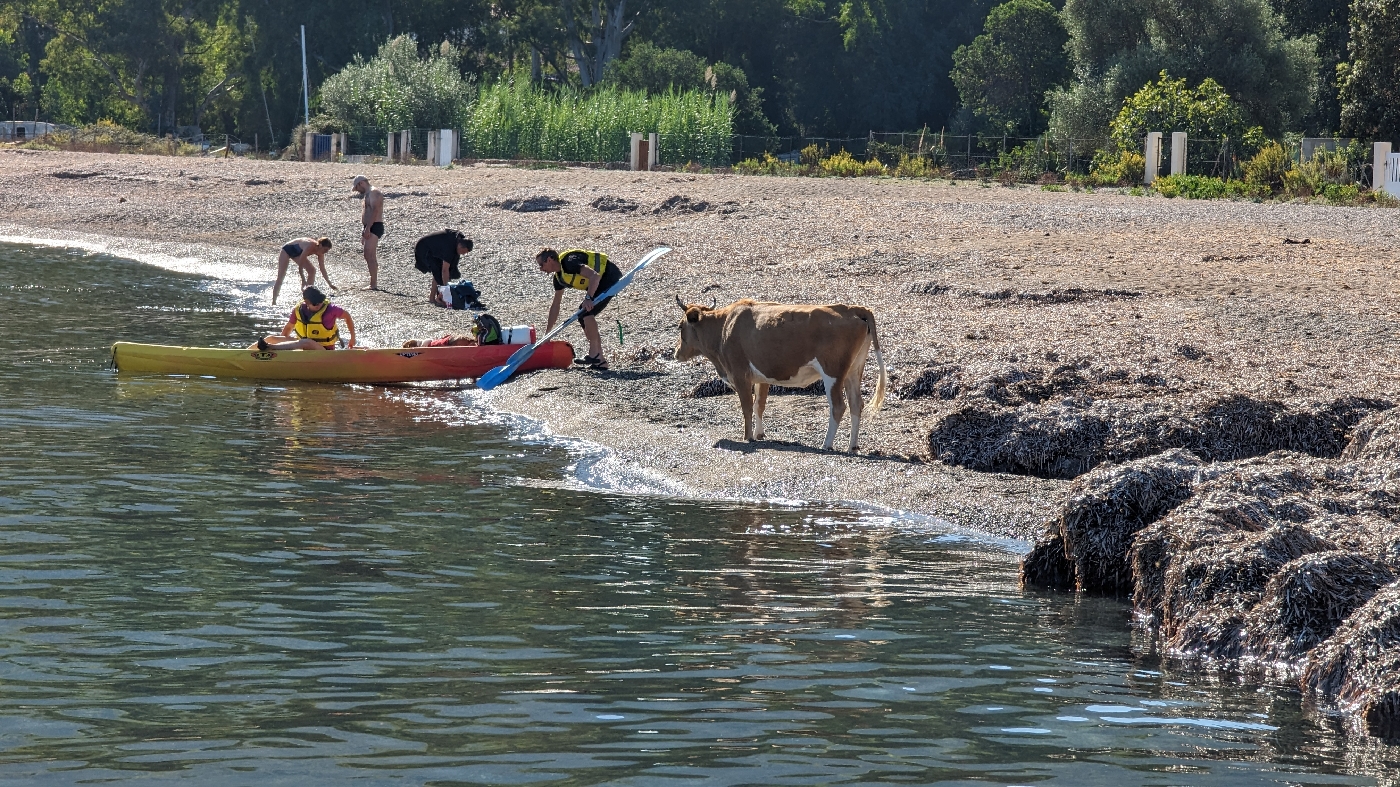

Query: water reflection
[{"left": 0, "top": 241, "right": 1392, "bottom": 784}]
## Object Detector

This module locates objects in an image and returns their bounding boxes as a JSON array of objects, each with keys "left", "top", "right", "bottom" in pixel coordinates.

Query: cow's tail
[{"left": 867, "top": 311, "right": 887, "bottom": 413}]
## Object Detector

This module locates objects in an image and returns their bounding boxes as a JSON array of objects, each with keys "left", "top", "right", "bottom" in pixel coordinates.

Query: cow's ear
[{"left": 685, "top": 307, "right": 701, "bottom": 323}]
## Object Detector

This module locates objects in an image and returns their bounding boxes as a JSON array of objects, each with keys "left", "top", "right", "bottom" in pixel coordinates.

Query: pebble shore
[{"left": 6, "top": 148, "right": 1400, "bottom": 542}]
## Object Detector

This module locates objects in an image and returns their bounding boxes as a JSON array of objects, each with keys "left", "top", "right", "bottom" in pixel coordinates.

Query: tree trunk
[{"left": 561, "top": 0, "right": 633, "bottom": 88}]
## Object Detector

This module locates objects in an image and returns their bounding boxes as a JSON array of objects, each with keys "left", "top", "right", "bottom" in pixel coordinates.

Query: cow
[{"left": 674, "top": 297, "right": 888, "bottom": 452}]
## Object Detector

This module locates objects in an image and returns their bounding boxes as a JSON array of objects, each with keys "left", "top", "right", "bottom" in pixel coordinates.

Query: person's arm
[
  {"left": 316, "top": 252, "right": 337, "bottom": 290},
  {"left": 280, "top": 314, "right": 296, "bottom": 338},
  {"left": 441, "top": 261, "right": 451, "bottom": 287},
  {"left": 546, "top": 289, "right": 563, "bottom": 332},
  {"left": 578, "top": 266, "right": 602, "bottom": 304},
  {"left": 342, "top": 311, "right": 356, "bottom": 348}
]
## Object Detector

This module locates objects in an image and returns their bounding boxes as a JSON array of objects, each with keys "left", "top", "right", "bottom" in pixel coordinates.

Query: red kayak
[{"left": 112, "top": 340, "right": 576, "bottom": 384}]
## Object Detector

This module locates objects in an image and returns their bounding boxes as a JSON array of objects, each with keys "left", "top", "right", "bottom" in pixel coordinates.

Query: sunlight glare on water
[{"left": 0, "top": 242, "right": 1386, "bottom": 785}]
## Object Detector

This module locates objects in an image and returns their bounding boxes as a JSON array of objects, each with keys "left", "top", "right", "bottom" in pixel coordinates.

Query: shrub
[
  {"left": 1243, "top": 142, "right": 1289, "bottom": 191},
  {"left": 1152, "top": 174, "right": 1255, "bottom": 199},
  {"left": 1109, "top": 72, "right": 1262, "bottom": 155},
  {"left": 1090, "top": 148, "right": 1145, "bottom": 186},
  {"left": 818, "top": 150, "right": 885, "bottom": 177},
  {"left": 800, "top": 143, "right": 827, "bottom": 166},
  {"left": 319, "top": 36, "right": 474, "bottom": 130},
  {"left": 734, "top": 153, "right": 803, "bottom": 176},
  {"left": 893, "top": 153, "right": 939, "bottom": 178}
]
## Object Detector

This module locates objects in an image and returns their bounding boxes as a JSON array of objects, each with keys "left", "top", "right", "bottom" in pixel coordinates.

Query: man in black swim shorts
[
  {"left": 353, "top": 175, "right": 384, "bottom": 290},
  {"left": 536, "top": 247, "right": 621, "bottom": 369}
]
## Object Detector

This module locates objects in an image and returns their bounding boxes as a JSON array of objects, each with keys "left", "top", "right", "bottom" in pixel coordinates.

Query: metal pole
[{"left": 300, "top": 25, "right": 310, "bottom": 129}]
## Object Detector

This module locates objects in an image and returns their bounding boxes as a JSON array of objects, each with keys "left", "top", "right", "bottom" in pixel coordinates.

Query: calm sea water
[{"left": 0, "top": 241, "right": 1390, "bottom": 785}]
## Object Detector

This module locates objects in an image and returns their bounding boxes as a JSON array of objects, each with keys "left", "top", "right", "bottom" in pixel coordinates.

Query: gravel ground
[{"left": 6, "top": 147, "right": 1400, "bottom": 542}]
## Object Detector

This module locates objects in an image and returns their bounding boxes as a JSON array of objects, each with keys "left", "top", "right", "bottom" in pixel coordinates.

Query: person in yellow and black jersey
[
  {"left": 535, "top": 248, "right": 620, "bottom": 369},
  {"left": 250, "top": 286, "right": 357, "bottom": 351}
]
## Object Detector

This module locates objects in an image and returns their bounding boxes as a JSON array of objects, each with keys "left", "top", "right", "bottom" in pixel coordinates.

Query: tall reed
[{"left": 464, "top": 82, "right": 732, "bottom": 166}]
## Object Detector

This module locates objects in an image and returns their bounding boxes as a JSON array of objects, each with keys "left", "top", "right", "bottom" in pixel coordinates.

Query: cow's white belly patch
[{"left": 749, "top": 361, "right": 822, "bottom": 388}]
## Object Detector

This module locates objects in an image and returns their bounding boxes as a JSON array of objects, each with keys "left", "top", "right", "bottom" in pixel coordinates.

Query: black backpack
[
  {"left": 473, "top": 313, "right": 503, "bottom": 345},
  {"left": 450, "top": 280, "right": 482, "bottom": 310}
]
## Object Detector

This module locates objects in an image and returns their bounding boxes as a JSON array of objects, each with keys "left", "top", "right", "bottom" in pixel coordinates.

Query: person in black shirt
[
  {"left": 413, "top": 230, "right": 473, "bottom": 306},
  {"left": 535, "top": 247, "right": 621, "bottom": 369}
]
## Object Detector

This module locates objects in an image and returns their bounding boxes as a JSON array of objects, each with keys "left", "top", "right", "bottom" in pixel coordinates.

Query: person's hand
[
  {"left": 582, "top": 297, "right": 594, "bottom": 309},
  {"left": 347, "top": 337, "right": 357, "bottom": 349},
  {"left": 361, "top": 229, "right": 372, "bottom": 243}
]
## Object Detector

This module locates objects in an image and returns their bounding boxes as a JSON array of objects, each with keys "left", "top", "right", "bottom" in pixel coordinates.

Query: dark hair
[
  {"left": 457, "top": 235, "right": 473, "bottom": 252},
  {"left": 535, "top": 248, "right": 558, "bottom": 265},
  {"left": 302, "top": 286, "right": 327, "bottom": 305},
  {"left": 317, "top": 237, "right": 332, "bottom": 249}
]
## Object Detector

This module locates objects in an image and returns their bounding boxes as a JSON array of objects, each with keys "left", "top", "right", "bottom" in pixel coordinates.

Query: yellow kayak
[{"left": 112, "top": 341, "right": 576, "bottom": 384}]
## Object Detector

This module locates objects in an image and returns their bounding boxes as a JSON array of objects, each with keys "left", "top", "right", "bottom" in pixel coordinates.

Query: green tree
[
  {"left": 1058, "top": 0, "right": 1318, "bottom": 137},
  {"left": 1338, "top": 0, "right": 1400, "bottom": 138},
  {"left": 951, "top": 0, "right": 1070, "bottom": 135},
  {"left": 1271, "top": 0, "right": 1350, "bottom": 133},
  {"left": 1108, "top": 71, "right": 1263, "bottom": 150},
  {"left": 317, "top": 35, "right": 474, "bottom": 130}
]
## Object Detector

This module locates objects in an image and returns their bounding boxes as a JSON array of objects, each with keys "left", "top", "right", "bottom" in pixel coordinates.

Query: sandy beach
[{"left": 5, "top": 148, "right": 1400, "bottom": 543}]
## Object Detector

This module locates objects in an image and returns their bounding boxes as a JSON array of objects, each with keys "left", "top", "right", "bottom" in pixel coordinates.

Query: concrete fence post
[
  {"left": 387, "top": 132, "right": 396, "bottom": 162},
  {"left": 1170, "top": 132, "right": 1187, "bottom": 176},
  {"left": 304, "top": 131, "right": 314, "bottom": 162},
  {"left": 630, "top": 132, "right": 642, "bottom": 170},
  {"left": 399, "top": 130, "right": 411, "bottom": 163},
  {"left": 1373, "top": 142, "right": 1391, "bottom": 190},
  {"left": 426, "top": 130, "right": 438, "bottom": 166},
  {"left": 1144, "top": 132, "right": 1162, "bottom": 184},
  {"left": 648, "top": 132, "right": 659, "bottom": 168}
]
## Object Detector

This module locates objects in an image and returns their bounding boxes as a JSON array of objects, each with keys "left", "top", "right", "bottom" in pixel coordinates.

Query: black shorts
[
  {"left": 368, "top": 222, "right": 385, "bottom": 239},
  {"left": 431, "top": 263, "right": 460, "bottom": 286},
  {"left": 281, "top": 243, "right": 303, "bottom": 258},
  {"left": 579, "top": 267, "right": 621, "bottom": 317}
]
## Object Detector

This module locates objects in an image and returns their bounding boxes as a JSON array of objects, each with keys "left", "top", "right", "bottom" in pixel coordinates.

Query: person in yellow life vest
[
  {"left": 250, "top": 286, "right": 357, "bottom": 351},
  {"left": 535, "top": 248, "right": 619, "bottom": 369}
]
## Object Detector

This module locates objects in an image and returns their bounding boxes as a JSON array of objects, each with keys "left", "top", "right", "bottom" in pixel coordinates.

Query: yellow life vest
[
  {"left": 293, "top": 302, "right": 340, "bottom": 349},
  {"left": 553, "top": 249, "right": 609, "bottom": 291}
]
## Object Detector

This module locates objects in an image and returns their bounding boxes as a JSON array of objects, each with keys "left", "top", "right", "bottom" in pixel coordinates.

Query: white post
[
  {"left": 630, "top": 132, "right": 642, "bottom": 170},
  {"left": 300, "top": 25, "right": 310, "bottom": 130},
  {"left": 1373, "top": 142, "right": 1391, "bottom": 190},
  {"left": 427, "top": 131, "right": 438, "bottom": 166},
  {"left": 304, "top": 131, "right": 314, "bottom": 162},
  {"left": 1144, "top": 131, "right": 1162, "bottom": 184},
  {"left": 387, "top": 131, "right": 396, "bottom": 162},
  {"left": 649, "top": 132, "right": 659, "bottom": 168},
  {"left": 400, "top": 130, "right": 411, "bottom": 162},
  {"left": 435, "top": 129, "right": 454, "bottom": 166},
  {"left": 1170, "top": 132, "right": 1186, "bottom": 176}
]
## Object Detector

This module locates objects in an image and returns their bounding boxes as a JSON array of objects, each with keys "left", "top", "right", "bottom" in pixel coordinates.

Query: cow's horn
[
  {"left": 675, "top": 294, "right": 687, "bottom": 311},
  {"left": 710, "top": 296, "right": 717, "bottom": 309}
]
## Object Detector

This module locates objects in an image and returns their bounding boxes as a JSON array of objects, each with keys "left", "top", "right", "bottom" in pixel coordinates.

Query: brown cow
[{"left": 675, "top": 298, "right": 888, "bottom": 451}]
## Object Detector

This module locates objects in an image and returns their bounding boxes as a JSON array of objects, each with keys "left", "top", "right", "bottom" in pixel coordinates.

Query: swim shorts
[
  {"left": 281, "top": 243, "right": 303, "bottom": 258},
  {"left": 368, "top": 222, "right": 385, "bottom": 239}
]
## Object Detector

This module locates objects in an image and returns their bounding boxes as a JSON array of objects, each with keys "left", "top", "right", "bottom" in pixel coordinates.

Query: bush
[
  {"left": 893, "top": 153, "right": 940, "bottom": 178},
  {"left": 734, "top": 153, "right": 803, "bottom": 176},
  {"left": 800, "top": 143, "right": 827, "bottom": 166},
  {"left": 1152, "top": 174, "right": 1256, "bottom": 199},
  {"left": 1243, "top": 142, "right": 1289, "bottom": 191},
  {"left": 1090, "top": 148, "right": 1145, "bottom": 186},
  {"left": 818, "top": 150, "right": 885, "bottom": 177},
  {"left": 464, "top": 82, "right": 732, "bottom": 166},
  {"left": 319, "top": 36, "right": 474, "bottom": 130}
]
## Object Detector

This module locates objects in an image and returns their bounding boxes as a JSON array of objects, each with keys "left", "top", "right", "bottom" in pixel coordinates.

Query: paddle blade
[{"left": 476, "top": 364, "right": 512, "bottom": 390}]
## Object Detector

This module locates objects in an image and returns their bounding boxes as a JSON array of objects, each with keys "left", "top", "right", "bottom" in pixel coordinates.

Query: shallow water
[{"left": 0, "top": 241, "right": 1390, "bottom": 784}]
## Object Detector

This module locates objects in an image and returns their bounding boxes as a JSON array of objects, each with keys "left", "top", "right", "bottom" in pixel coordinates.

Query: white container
[
  {"left": 501, "top": 326, "right": 535, "bottom": 345},
  {"left": 438, "top": 285, "right": 452, "bottom": 302}
]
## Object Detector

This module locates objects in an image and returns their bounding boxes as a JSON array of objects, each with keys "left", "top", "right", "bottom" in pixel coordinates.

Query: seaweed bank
[{"left": 6, "top": 147, "right": 1400, "bottom": 740}]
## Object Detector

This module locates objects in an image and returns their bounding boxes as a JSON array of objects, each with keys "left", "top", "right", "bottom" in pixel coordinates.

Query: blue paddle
[{"left": 477, "top": 247, "right": 672, "bottom": 390}]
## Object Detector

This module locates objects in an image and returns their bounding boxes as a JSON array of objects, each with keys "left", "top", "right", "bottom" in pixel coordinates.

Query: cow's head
[{"left": 674, "top": 295, "right": 715, "bottom": 362}]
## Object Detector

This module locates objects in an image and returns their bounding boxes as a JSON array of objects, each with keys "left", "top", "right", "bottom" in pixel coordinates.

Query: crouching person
[{"left": 252, "top": 286, "right": 356, "bottom": 351}]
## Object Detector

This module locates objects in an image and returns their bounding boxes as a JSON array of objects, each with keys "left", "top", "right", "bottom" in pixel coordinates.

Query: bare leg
[
  {"left": 272, "top": 251, "right": 292, "bottom": 304},
  {"left": 363, "top": 232, "right": 380, "bottom": 290},
  {"left": 581, "top": 315, "right": 604, "bottom": 359},
  {"left": 754, "top": 383, "right": 770, "bottom": 440},
  {"left": 299, "top": 261, "right": 316, "bottom": 288}
]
